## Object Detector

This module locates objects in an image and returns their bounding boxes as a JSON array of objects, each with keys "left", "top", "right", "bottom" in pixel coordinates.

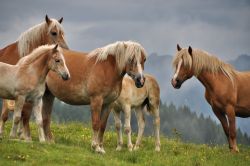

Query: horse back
[{"left": 0, "top": 42, "right": 19, "bottom": 65}]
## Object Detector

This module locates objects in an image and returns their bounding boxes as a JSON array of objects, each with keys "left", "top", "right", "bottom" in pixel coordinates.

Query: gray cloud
[{"left": 0, "top": 0, "right": 249, "bottom": 58}]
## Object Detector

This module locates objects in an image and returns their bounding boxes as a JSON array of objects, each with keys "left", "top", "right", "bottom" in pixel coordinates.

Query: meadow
[{"left": 0, "top": 122, "right": 249, "bottom": 166}]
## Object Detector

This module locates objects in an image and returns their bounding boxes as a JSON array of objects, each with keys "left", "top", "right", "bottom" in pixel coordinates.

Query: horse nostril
[{"left": 176, "top": 79, "right": 180, "bottom": 83}]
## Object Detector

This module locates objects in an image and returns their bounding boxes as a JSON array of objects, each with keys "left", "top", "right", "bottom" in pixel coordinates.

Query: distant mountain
[
  {"left": 229, "top": 54, "right": 250, "bottom": 71},
  {"left": 145, "top": 53, "right": 250, "bottom": 135}
]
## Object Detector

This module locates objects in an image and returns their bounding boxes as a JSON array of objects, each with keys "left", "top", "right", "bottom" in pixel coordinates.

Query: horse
[
  {"left": 11, "top": 41, "right": 147, "bottom": 153},
  {"left": 110, "top": 74, "right": 160, "bottom": 152},
  {"left": 0, "top": 14, "right": 69, "bottom": 138},
  {"left": 171, "top": 44, "right": 250, "bottom": 153},
  {"left": 0, "top": 44, "right": 70, "bottom": 142}
]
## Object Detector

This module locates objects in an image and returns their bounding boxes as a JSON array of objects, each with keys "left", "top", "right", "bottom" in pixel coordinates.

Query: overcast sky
[{"left": 0, "top": 0, "right": 249, "bottom": 60}]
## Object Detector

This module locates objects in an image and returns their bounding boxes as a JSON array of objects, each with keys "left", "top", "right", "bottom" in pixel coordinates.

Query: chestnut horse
[
  {"left": 0, "top": 15, "right": 69, "bottom": 138},
  {"left": 171, "top": 44, "right": 250, "bottom": 153},
  {"left": 0, "top": 44, "right": 70, "bottom": 142},
  {"left": 110, "top": 74, "right": 160, "bottom": 152},
  {"left": 36, "top": 41, "right": 146, "bottom": 153}
]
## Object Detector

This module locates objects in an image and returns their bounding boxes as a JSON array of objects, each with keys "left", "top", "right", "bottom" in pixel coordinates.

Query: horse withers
[
  {"left": 0, "top": 44, "right": 70, "bottom": 142},
  {"left": 171, "top": 44, "right": 250, "bottom": 152},
  {"left": 110, "top": 74, "right": 160, "bottom": 152}
]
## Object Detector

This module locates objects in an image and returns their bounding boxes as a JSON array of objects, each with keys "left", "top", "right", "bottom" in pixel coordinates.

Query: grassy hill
[{"left": 0, "top": 122, "right": 249, "bottom": 166}]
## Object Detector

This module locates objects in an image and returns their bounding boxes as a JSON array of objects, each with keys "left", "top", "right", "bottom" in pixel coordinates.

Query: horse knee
[{"left": 124, "top": 126, "right": 131, "bottom": 134}]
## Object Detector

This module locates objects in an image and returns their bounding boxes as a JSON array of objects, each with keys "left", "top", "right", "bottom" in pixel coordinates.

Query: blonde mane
[
  {"left": 172, "top": 48, "right": 236, "bottom": 82},
  {"left": 17, "top": 19, "right": 64, "bottom": 57},
  {"left": 88, "top": 41, "right": 147, "bottom": 72},
  {"left": 17, "top": 44, "right": 58, "bottom": 66}
]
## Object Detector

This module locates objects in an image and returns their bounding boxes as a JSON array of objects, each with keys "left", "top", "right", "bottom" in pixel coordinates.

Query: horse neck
[
  {"left": 196, "top": 71, "right": 221, "bottom": 91},
  {"left": 23, "top": 52, "right": 50, "bottom": 83}
]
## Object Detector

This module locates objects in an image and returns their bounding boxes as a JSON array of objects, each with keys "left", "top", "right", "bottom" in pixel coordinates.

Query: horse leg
[
  {"left": 113, "top": 108, "right": 123, "bottom": 151},
  {"left": 225, "top": 105, "right": 239, "bottom": 152},
  {"left": 123, "top": 104, "right": 133, "bottom": 151},
  {"left": 0, "top": 100, "right": 9, "bottom": 139},
  {"left": 212, "top": 107, "right": 231, "bottom": 149},
  {"left": 21, "top": 103, "right": 32, "bottom": 141},
  {"left": 10, "top": 96, "right": 25, "bottom": 139},
  {"left": 98, "top": 105, "right": 112, "bottom": 153},
  {"left": 33, "top": 99, "right": 46, "bottom": 142},
  {"left": 133, "top": 107, "right": 145, "bottom": 151},
  {"left": 90, "top": 96, "right": 103, "bottom": 153},
  {"left": 17, "top": 116, "right": 23, "bottom": 137},
  {"left": 42, "top": 89, "right": 55, "bottom": 142},
  {"left": 152, "top": 105, "right": 161, "bottom": 152}
]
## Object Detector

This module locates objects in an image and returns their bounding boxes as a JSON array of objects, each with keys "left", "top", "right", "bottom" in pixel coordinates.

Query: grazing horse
[
  {"left": 0, "top": 15, "right": 69, "bottom": 137},
  {"left": 37, "top": 41, "right": 146, "bottom": 153},
  {"left": 110, "top": 74, "right": 160, "bottom": 152},
  {"left": 0, "top": 44, "right": 70, "bottom": 142},
  {"left": 171, "top": 44, "right": 250, "bottom": 153}
]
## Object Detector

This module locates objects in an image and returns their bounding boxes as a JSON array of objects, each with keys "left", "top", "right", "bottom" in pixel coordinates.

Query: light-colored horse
[
  {"left": 0, "top": 44, "right": 70, "bottom": 142},
  {"left": 0, "top": 15, "right": 69, "bottom": 135},
  {"left": 110, "top": 74, "right": 160, "bottom": 152},
  {"left": 171, "top": 44, "right": 250, "bottom": 153}
]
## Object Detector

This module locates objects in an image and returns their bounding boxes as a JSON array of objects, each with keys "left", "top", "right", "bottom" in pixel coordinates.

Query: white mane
[
  {"left": 89, "top": 41, "right": 147, "bottom": 72},
  {"left": 17, "top": 19, "right": 64, "bottom": 57},
  {"left": 17, "top": 44, "right": 58, "bottom": 66}
]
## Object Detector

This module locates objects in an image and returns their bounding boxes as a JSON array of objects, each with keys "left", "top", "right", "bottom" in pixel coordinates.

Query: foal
[
  {"left": 171, "top": 44, "right": 250, "bottom": 152},
  {"left": 110, "top": 74, "right": 160, "bottom": 152},
  {"left": 0, "top": 44, "right": 70, "bottom": 142}
]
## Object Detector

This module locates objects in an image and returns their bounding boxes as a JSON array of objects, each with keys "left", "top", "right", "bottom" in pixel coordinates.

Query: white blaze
[{"left": 173, "top": 59, "right": 182, "bottom": 80}]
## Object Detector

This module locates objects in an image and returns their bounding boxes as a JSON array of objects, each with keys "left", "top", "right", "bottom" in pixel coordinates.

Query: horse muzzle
[
  {"left": 171, "top": 78, "right": 182, "bottom": 89},
  {"left": 134, "top": 74, "right": 145, "bottom": 88},
  {"left": 59, "top": 42, "right": 69, "bottom": 50},
  {"left": 61, "top": 72, "right": 70, "bottom": 80}
]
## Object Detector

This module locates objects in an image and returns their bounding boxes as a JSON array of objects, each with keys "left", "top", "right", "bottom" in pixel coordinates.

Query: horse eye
[
  {"left": 51, "top": 32, "right": 57, "bottom": 36},
  {"left": 55, "top": 59, "right": 60, "bottom": 63}
]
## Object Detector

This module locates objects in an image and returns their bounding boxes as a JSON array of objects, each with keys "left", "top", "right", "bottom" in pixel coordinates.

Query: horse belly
[
  {"left": 0, "top": 88, "right": 15, "bottom": 100},
  {"left": 235, "top": 105, "right": 250, "bottom": 117}
]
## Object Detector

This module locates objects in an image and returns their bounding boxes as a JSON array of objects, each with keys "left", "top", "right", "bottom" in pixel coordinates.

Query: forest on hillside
[{"left": 2, "top": 99, "right": 248, "bottom": 146}]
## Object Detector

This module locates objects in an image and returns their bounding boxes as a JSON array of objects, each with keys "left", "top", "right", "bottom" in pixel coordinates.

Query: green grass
[{"left": 0, "top": 122, "right": 249, "bottom": 166}]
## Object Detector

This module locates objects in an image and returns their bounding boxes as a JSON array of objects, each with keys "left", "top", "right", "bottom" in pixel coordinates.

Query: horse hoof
[
  {"left": 95, "top": 146, "right": 105, "bottom": 154},
  {"left": 155, "top": 146, "right": 161, "bottom": 152},
  {"left": 133, "top": 145, "right": 139, "bottom": 151},
  {"left": 230, "top": 148, "right": 239, "bottom": 153},
  {"left": 116, "top": 146, "right": 122, "bottom": 151}
]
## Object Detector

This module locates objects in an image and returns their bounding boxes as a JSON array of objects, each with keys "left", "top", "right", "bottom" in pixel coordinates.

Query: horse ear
[
  {"left": 188, "top": 46, "right": 193, "bottom": 56},
  {"left": 58, "top": 17, "right": 63, "bottom": 24},
  {"left": 53, "top": 44, "right": 58, "bottom": 51},
  {"left": 177, "top": 44, "right": 182, "bottom": 51},
  {"left": 45, "top": 14, "right": 51, "bottom": 25}
]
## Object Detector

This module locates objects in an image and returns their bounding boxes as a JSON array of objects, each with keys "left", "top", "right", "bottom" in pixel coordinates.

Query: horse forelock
[
  {"left": 173, "top": 48, "right": 235, "bottom": 83},
  {"left": 88, "top": 41, "right": 147, "bottom": 72},
  {"left": 17, "top": 19, "right": 64, "bottom": 58}
]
